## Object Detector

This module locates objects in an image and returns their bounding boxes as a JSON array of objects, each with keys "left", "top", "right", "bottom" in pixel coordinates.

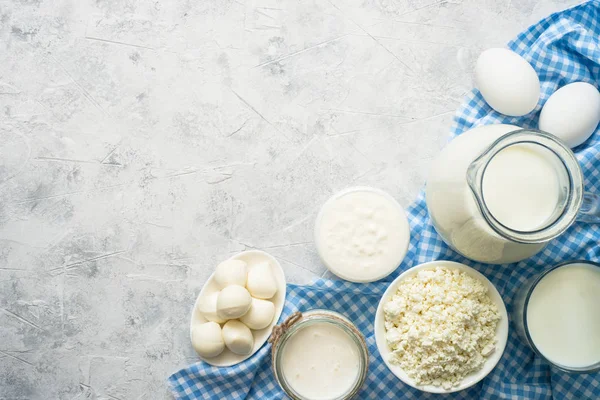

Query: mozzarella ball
[
  {"left": 214, "top": 259, "right": 248, "bottom": 288},
  {"left": 191, "top": 321, "right": 225, "bottom": 358},
  {"left": 246, "top": 262, "right": 278, "bottom": 299},
  {"left": 475, "top": 48, "right": 540, "bottom": 116},
  {"left": 217, "top": 285, "right": 252, "bottom": 319},
  {"left": 240, "top": 298, "right": 275, "bottom": 330},
  {"left": 222, "top": 320, "right": 254, "bottom": 355},
  {"left": 196, "top": 292, "right": 226, "bottom": 323},
  {"left": 539, "top": 82, "right": 600, "bottom": 148}
]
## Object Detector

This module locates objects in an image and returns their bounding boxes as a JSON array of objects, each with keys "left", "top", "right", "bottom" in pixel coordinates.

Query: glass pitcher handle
[{"left": 577, "top": 192, "right": 600, "bottom": 223}]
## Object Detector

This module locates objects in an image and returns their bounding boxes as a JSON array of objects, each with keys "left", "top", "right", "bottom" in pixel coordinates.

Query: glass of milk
[
  {"left": 271, "top": 310, "right": 369, "bottom": 400},
  {"left": 513, "top": 261, "right": 600, "bottom": 372}
]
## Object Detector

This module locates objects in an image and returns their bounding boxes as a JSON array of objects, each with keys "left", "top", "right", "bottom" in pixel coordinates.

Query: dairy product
[
  {"left": 281, "top": 322, "right": 361, "bottom": 399},
  {"left": 214, "top": 259, "right": 248, "bottom": 288},
  {"left": 192, "top": 321, "right": 225, "bottom": 358},
  {"left": 384, "top": 267, "right": 500, "bottom": 389},
  {"left": 527, "top": 263, "right": 600, "bottom": 368},
  {"left": 482, "top": 144, "right": 561, "bottom": 231},
  {"left": 426, "top": 124, "right": 548, "bottom": 263},
  {"left": 190, "top": 250, "right": 286, "bottom": 366},
  {"left": 315, "top": 187, "right": 410, "bottom": 282},
  {"left": 196, "top": 291, "right": 226, "bottom": 323},
  {"left": 217, "top": 285, "right": 252, "bottom": 319},
  {"left": 246, "top": 261, "right": 278, "bottom": 299},
  {"left": 222, "top": 320, "right": 254, "bottom": 355},
  {"left": 240, "top": 298, "right": 275, "bottom": 330}
]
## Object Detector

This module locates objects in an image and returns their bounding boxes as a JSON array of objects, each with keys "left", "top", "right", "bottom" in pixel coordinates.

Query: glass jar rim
[
  {"left": 467, "top": 129, "right": 584, "bottom": 244},
  {"left": 271, "top": 310, "right": 369, "bottom": 400},
  {"left": 522, "top": 260, "right": 600, "bottom": 373}
]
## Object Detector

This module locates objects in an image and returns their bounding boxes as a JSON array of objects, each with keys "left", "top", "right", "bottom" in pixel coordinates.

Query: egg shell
[
  {"left": 222, "top": 320, "right": 254, "bottom": 355},
  {"left": 214, "top": 259, "right": 248, "bottom": 288},
  {"left": 240, "top": 298, "right": 275, "bottom": 330},
  {"left": 539, "top": 82, "right": 600, "bottom": 148},
  {"left": 196, "top": 291, "right": 226, "bottom": 323},
  {"left": 475, "top": 48, "right": 540, "bottom": 116},
  {"left": 217, "top": 285, "right": 252, "bottom": 319},
  {"left": 192, "top": 321, "right": 225, "bottom": 358},
  {"left": 246, "top": 261, "right": 278, "bottom": 299}
]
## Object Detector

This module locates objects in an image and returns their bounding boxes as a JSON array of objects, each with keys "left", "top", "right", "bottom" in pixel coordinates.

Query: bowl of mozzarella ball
[
  {"left": 190, "top": 250, "right": 286, "bottom": 366},
  {"left": 375, "top": 261, "right": 508, "bottom": 393}
]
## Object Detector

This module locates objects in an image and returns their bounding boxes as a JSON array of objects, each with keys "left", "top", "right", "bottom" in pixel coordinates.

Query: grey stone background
[{"left": 0, "top": 0, "right": 582, "bottom": 398}]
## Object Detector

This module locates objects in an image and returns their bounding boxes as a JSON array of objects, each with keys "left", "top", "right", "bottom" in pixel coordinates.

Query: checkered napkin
[{"left": 168, "top": 1, "right": 600, "bottom": 398}]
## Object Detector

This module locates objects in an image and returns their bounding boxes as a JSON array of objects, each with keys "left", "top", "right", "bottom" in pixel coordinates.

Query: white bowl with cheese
[
  {"left": 374, "top": 260, "right": 508, "bottom": 393},
  {"left": 189, "top": 250, "right": 286, "bottom": 366}
]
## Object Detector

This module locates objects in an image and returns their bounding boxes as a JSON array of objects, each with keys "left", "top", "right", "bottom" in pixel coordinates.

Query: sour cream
[{"left": 315, "top": 187, "right": 410, "bottom": 282}]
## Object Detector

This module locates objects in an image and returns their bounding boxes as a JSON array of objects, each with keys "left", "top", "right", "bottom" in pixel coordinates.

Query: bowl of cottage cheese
[{"left": 374, "top": 260, "right": 508, "bottom": 393}]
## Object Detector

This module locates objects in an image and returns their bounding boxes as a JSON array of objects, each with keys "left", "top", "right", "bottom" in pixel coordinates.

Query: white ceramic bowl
[
  {"left": 374, "top": 260, "right": 509, "bottom": 393},
  {"left": 314, "top": 186, "right": 410, "bottom": 283},
  {"left": 189, "top": 250, "right": 286, "bottom": 367}
]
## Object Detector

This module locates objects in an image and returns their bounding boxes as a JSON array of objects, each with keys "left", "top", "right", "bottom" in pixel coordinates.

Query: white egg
[
  {"left": 246, "top": 261, "right": 278, "bottom": 299},
  {"left": 214, "top": 259, "right": 248, "bottom": 288},
  {"left": 196, "top": 291, "right": 226, "bottom": 323},
  {"left": 539, "top": 82, "right": 600, "bottom": 148},
  {"left": 240, "top": 298, "right": 275, "bottom": 330},
  {"left": 217, "top": 285, "right": 252, "bottom": 319},
  {"left": 475, "top": 48, "right": 540, "bottom": 116},
  {"left": 222, "top": 320, "right": 254, "bottom": 355},
  {"left": 191, "top": 321, "right": 225, "bottom": 358}
]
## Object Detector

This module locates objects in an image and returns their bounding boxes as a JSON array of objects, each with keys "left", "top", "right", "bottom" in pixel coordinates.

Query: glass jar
[{"left": 270, "top": 309, "right": 369, "bottom": 400}]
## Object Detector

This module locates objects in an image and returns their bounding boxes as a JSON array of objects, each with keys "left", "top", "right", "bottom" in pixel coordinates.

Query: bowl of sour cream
[{"left": 314, "top": 187, "right": 410, "bottom": 283}]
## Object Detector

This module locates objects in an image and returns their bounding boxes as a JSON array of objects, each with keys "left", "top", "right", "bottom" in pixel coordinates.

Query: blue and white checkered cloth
[{"left": 169, "top": 1, "right": 600, "bottom": 398}]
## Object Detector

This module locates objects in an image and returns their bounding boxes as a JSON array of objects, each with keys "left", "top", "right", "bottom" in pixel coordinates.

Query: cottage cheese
[{"left": 383, "top": 267, "right": 500, "bottom": 389}]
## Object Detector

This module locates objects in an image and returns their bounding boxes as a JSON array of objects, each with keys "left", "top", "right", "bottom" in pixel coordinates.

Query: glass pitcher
[{"left": 425, "top": 124, "right": 600, "bottom": 264}]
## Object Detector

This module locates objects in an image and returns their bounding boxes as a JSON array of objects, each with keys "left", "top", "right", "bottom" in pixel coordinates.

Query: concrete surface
[{"left": 0, "top": 0, "right": 583, "bottom": 398}]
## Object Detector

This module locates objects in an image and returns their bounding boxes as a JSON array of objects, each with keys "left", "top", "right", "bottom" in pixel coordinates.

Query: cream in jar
[
  {"left": 315, "top": 187, "right": 410, "bottom": 282},
  {"left": 272, "top": 310, "right": 368, "bottom": 400},
  {"left": 281, "top": 323, "right": 359, "bottom": 399}
]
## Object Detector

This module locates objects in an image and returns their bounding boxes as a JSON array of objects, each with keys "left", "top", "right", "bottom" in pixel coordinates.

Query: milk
[
  {"left": 426, "top": 125, "right": 560, "bottom": 264},
  {"left": 281, "top": 322, "right": 361, "bottom": 399},
  {"left": 526, "top": 263, "right": 600, "bottom": 368},
  {"left": 482, "top": 144, "right": 561, "bottom": 231}
]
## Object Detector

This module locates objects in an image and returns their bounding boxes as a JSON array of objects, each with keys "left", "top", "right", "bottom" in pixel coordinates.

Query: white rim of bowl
[
  {"left": 314, "top": 186, "right": 410, "bottom": 283},
  {"left": 374, "top": 260, "right": 509, "bottom": 393}
]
